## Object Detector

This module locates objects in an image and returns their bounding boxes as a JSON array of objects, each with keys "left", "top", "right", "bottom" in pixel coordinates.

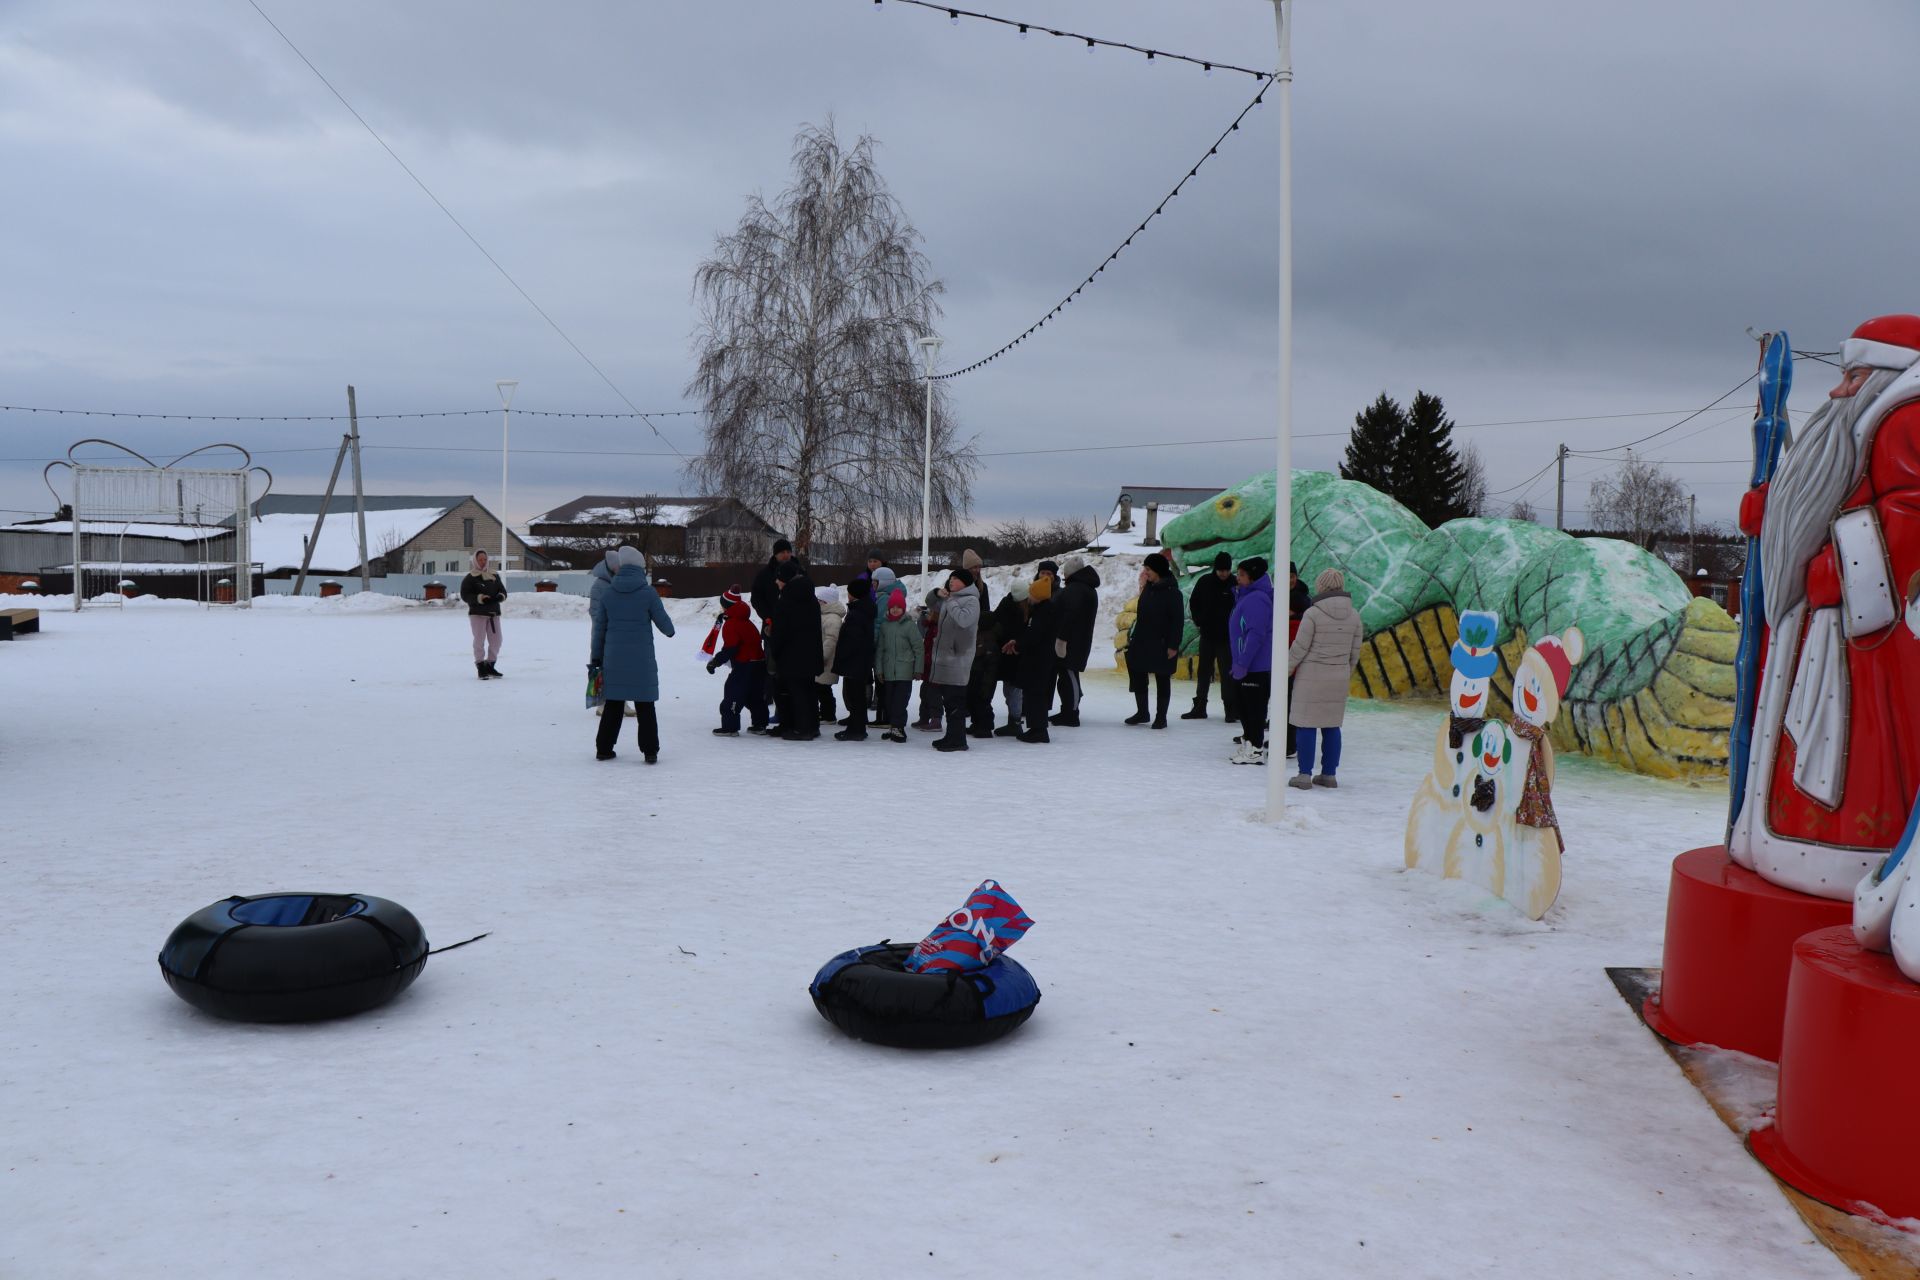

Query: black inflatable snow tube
[
  {"left": 158, "top": 893, "right": 429, "bottom": 1023},
  {"left": 809, "top": 941, "right": 1040, "bottom": 1049}
]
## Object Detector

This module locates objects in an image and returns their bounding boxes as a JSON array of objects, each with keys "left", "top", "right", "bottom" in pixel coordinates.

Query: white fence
[{"left": 264, "top": 572, "right": 597, "bottom": 599}]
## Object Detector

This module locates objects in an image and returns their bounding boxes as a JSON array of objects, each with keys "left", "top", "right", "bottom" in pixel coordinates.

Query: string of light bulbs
[
  {"left": 933, "top": 78, "right": 1272, "bottom": 380},
  {"left": 0, "top": 404, "right": 703, "bottom": 423},
  {"left": 871, "top": 0, "right": 1271, "bottom": 80}
]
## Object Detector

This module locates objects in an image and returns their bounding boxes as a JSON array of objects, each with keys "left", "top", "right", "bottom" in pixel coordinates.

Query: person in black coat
[
  {"left": 832, "top": 580, "right": 877, "bottom": 742},
  {"left": 750, "top": 540, "right": 796, "bottom": 730},
  {"left": 988, "top": 585, "right": 1029, "bottom": 737},
  {"left": 1183, "top": 551, "right": 1240, "bottom": 722},
  {"left": 749, "top": 539, "right": 794, "bottom": 623},
  {"left": 770, "top": 562, "right": 823, "bottom": 740},
  {"left": 1050, "top": 559, "right": 1100, "bottom": 727},
  {"left": 1126, "top": 553, "right": 1185, "bottom": 729},
  {"left": 1017, "top": 573, "right": 1060, "bottom": 742}
]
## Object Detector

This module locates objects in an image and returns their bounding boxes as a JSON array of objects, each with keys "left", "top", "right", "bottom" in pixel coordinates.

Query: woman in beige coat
[{"left": 1285, "top": 567, "right": 1363, "bottom": 789}]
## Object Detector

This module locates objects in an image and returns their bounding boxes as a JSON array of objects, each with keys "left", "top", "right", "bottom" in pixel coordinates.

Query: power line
[
  {"left": 1569, "top": 372, "right": 1758, "bottom": 454},
  {"left": 872, "top": 0, "right": 1271, "bottom": 80},
  {"left": 243, "top": 0, "right": 688, "bottom": 457},
  {"left": 0, "top": 404, "right": 497, "bottom": 423},
  {"left": 934, "top": 78, "right": 1272, "bottom": 380}
]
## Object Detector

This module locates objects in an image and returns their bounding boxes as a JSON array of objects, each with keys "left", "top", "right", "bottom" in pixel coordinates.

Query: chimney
[
  {"left": 1144, "top": 501, "right": 1160, "bottom": 546},
  {"left": 1117, "top": 494, "right": 1134, "bottom": 533}
]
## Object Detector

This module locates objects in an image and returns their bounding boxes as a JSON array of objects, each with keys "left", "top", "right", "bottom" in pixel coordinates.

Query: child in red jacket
[{"left": 704, "top": 588, "right": 768, "bottom": 735}]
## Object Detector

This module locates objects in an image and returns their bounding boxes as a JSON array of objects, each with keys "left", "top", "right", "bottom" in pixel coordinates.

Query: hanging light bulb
[
  {"left": 1018, "top": 23, "right": 1028, "bottom": 38},
  {"left": 1203, "top": 62, "right": 1213, "bottom": 77},
  {"left": 948, "top": 8, "right": 959, "bottom": 24},
  {"left": 1145, "top": 50, "right": 1156, "bottom": 66}
]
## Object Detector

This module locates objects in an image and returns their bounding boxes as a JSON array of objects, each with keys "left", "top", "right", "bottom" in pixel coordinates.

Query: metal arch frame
[{"left": 43, "top": 439, "right": 273, "bottom": 609}]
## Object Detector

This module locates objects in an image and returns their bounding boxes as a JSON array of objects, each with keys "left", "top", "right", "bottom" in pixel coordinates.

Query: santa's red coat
[{"left": 1755, "top": 398, "right": 1920, "bottom": 852}]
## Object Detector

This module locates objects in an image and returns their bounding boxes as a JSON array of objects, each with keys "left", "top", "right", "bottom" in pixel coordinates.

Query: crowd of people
[{"left": 462, "top": 535, "right": 1360, "bottom": 777}]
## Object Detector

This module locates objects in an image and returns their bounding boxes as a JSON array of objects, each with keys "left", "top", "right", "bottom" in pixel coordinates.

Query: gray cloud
[{"left": 2, "top": 0, "right": 1913, "bottom": 531}]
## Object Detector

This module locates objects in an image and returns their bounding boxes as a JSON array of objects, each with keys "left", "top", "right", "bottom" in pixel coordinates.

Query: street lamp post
[
  {"left": 1266, "top": 0, "right": 1294, "bottom": 821},
  {"left": 496, "top": 379, "right": 518, "bottom": 573},
  {"left": 917, "top": 336, "right": 943, "bottom": 591}
]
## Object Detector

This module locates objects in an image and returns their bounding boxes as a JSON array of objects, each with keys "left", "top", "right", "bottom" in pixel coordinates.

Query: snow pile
[
  {"left": 1087, "top": 503, "right": 1195, "bottom": 557},
  {"left": 504, "top": 591, "right": 590, "bottom": 621}
]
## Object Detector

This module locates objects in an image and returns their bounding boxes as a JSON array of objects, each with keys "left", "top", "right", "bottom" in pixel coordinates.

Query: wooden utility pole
[
  {"left": 1555, "top": 443, "right": 1568, "bottom": 530},
  {"left": 347, "top": 385, "right": 371, "bottom": 590},
  {"left": 1689, "top": 492, "right": 1697, "bottom": 577},
  {"left": 292, "top": 434, "right": 351, "bottom": 598}
]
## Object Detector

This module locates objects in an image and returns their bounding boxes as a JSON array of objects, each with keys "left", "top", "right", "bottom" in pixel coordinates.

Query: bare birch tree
[
  {"left": 1588, "top": 450, "right": 1687, "bottom": 548},
  {"left": 688, "top": 120, "right": 976, "bottom": 556}
]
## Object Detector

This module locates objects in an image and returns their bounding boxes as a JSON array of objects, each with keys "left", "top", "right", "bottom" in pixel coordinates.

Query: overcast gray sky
[{"left": 3, "top": 0, "right": 1915, "bottom": 534}]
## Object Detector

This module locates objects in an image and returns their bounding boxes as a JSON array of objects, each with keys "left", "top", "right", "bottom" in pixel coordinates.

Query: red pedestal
[
  {"left": 1750, "top": 926, "right": 1920, "bottom": 1219},
  {"left": 1643, "top": 846, "right": 1851, "bottom": 1061}
]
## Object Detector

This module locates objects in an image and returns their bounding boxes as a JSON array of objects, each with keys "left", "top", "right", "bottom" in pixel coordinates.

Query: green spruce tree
[
  {"left": 1339, "top": 393, "right": 1405, "bottom": 496},
  {"left": 1393, "top": 391, "right": 1470, "bottom": 526}
]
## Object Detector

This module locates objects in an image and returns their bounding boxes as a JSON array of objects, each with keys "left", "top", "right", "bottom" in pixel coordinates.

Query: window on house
[
  {"left": 424, "top": 561, "right": 435, "bottom": 575},
  {"left": 463, "top": 518, "right": 475, "bottom": 547}
]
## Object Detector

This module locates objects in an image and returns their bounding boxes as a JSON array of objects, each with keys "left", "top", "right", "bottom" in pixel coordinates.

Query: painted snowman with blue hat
[{"left": 1404, "top": 610, "right": 1503, "bottom": 873}]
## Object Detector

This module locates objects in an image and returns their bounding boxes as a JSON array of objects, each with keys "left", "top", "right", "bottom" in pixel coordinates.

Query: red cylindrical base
[
  {"left": 1643, "top": 846, "right": 1850, "bottom": 1061},
  {"left": 1750, "top": 926, "right": 1920, "bottom": 1219}
]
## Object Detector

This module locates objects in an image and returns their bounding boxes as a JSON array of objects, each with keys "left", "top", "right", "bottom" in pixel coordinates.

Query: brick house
[{"left": 250, "top": 494, "right": 545, "bottom": 576}]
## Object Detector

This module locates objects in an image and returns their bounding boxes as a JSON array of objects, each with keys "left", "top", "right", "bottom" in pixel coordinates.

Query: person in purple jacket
[{"left": 1227, "top": 557, "right": 1275, "bottom": 765}]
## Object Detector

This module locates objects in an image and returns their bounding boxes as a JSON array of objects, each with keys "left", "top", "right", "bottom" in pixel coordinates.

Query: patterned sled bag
[{"left": 903, "top": 880, "right": 1035, "bottom": 974}]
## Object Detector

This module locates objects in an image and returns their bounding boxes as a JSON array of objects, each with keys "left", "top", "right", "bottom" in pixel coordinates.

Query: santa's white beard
[{"left": 1760, "top": 367, "right": 1898, "bottom": 626}]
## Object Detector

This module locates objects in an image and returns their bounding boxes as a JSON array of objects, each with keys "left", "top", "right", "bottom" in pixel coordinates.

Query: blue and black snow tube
[
  {"left": 158, "top": 893, "right": 429, "bottom": 1023},
  {"left": 809, "top": 941, "right": 1040, "bottom": 1049}
]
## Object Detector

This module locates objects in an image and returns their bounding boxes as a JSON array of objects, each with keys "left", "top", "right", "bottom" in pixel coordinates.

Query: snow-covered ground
[{"left": 1, "top": 602, "right": 1848, "bottom": 1278}]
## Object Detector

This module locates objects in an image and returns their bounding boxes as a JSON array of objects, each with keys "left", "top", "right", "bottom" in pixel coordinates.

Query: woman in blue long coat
[{"left": 591, "top": 546, "right": 676, "bottom": 762}]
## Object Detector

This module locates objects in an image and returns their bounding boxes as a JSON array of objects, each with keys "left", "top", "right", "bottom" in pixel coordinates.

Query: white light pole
[
  {"left": 496, "top": 379, "right": 518, "bottom": 572},
  {"left": 1266, "top": 0, "right": 1294, "bottom": 821},
  {"left": 917, "top": 336, "right": 943, "bottom": 591}
]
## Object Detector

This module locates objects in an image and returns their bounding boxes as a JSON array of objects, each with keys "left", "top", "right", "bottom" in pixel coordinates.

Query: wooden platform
[
  {"left": 0, "top": 608, "right": 40, "bottom": 640},
  {"left": 1609, "top": 967, "right": 1920, "bottom": 1278}
]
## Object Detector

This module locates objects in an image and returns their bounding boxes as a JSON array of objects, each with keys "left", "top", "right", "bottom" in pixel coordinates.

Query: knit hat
[
  {"left": 720, "top": 586, "right": 744, "bottom": 609},
  {"left": 1061, "top": 556, "right": 1085, "bottom": 578},
  {"left": 866, "top": 549, "right": 884, "bottom": 564},
  {"left": 887, "top": 589, "right": 907, "bottom": 618},
  {"left": 1289, "top": 561, "right": 1298, "bottom": 575},
  {"left": 1450, "top": 610, "right": 1500, "bottom": 679},
  {"left": 604, "top": 549, "right": 620, "bottom": 569},
  {"left": 962, "top": 548, "right": 983, "bottom": 572},
  {"left": 1239, "top": 556, "right": 1268, "bottom": 580},
  {"left": 1038, "top": 559, "right": 1059, "bottom": 576},
  {"left": 1144, "top": 552, "right": 1172, "bottom": 579},
  {"left": 848, "top": 578, "right": 870, "bottom": 600},
  {"left": 874, "top": 566, "right": 898, "bottom": 591},
  {"left": 814, "top": 585, "right": 838, "bottom": 604},
  {"left": 949, "top": 567, "right": 975, "bottom": 588},
  {"left": 1313, "top": 567, "right": 1345, "bottom": 594},
  {"left": 616, "top": 545, "right": 646, "bottom": 570},
  {"left": 1028, "top": 575, "right": 1054, "bottom": 603},
  {"left": 1528, "top": 628, "right": 1587, "bottom": 699},
  {"left": 1213, "top": 551, "right": 1232, "bottom": 572},
  {"left": 775, "top": 560, "right": 798, "bottom": 583},
  {"left": 772, "top": 538, "right": 793, "bottom": 555},
  {"left": 1009, "top": 580, "right": 1030, "bottom": 602}
]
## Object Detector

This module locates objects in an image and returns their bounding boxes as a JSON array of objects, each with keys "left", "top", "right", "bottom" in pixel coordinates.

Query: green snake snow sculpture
[{"left": 1152, "top": 470, "right": 1737, "bottom": 781}]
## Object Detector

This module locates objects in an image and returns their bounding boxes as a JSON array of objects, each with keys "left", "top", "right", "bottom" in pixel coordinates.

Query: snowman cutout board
[
  {"left": 1499, "top": 627, "right": 1584, "bottom": 919},
  {"left": 1406, "top": 610, "right": 1501, "bottom": 873}
]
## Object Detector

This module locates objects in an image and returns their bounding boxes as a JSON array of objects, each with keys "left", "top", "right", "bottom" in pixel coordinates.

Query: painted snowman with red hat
[
  {"left": 1502, "top": 625, "right": 1584, "bottom": 919},
  {"left": 1731, "top": 314, "right": 1920, "bottom": 903}
]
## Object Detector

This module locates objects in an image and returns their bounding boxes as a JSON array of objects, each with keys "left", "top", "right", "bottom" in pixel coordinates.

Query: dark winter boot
[
  {"left": 484, "top": 662, "right": 504, "bottom": 679},
  {"left": 1048, "top": 710, "right": 1079, "bottom": 727},
  {"left": 833, "top": 727, "right": 869, "bottom": 742},
  {"left": 1152, "top": 685, "right": 1172, "bottom": 729},
  {"left": 476, "top": 662, "right": 489, "bottom": 680},
  {"left": 992, "top": 722, "right": 1023, "bottom": 738},
  {"left": 1180, "top": 703, "right": 1207, "bottom": 720},
  {"left": 1017, "top": 724, "right": 1050, "bottom": 744}
]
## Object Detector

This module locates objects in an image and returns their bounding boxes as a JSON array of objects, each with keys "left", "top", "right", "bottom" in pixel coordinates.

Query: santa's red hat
[{"left": 1841, "top": 315, "right": 1920, "bottom": 372}]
